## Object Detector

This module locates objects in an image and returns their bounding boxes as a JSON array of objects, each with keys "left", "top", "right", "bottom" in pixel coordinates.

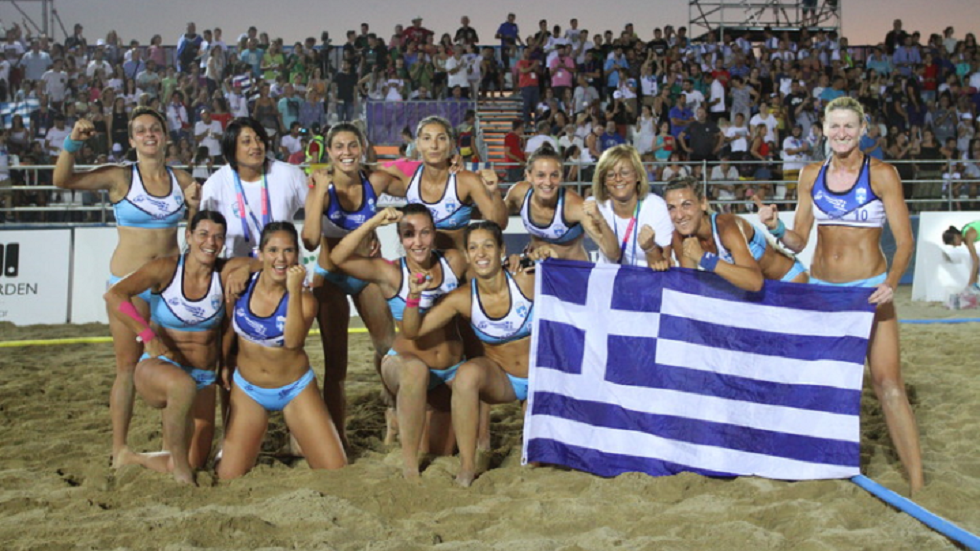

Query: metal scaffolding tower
[
  {"left": 0, "top": 0, "right": 66, "bottom": 42},
  {"left": 689, "top": 0, "right": 841, "bottom": 41}
]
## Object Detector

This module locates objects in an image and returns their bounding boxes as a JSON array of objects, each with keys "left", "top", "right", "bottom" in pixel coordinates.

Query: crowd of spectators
[{"left": 2, "top": 14, "right": 980, "bottom": 220}]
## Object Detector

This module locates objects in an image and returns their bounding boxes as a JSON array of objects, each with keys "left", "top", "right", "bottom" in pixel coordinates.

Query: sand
[{"left": 0, "top": 287, "right": 977, "bottom": 550}]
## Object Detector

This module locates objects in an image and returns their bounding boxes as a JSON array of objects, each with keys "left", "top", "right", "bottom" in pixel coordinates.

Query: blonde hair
[
  {"left": 591, "top": 144, "right": 650, "bottom": 202},
  {"left": 824, "top": 96, "right": 866, "bottom": 123}
]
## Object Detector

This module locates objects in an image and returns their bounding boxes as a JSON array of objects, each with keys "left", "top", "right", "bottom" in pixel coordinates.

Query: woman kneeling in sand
[
  {"left": 217, "top": 222, "right": 347, "bottom": 479},
  {"left": 104, "top": 211, "right": 232, "bottom": 485},
  {"left": 330, "top": 205, "right": 468, "bottom": 478},
  {"left": 401, "top": 221, "right": 547, "bottom": 487}
]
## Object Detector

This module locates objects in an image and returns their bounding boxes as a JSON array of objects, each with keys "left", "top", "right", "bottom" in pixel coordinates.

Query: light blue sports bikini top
[
  {"left": 470, "top": 271, "right": 533, "bottom": 345},
  {"left": 811, "top": 156, "right": 886, "bottom": 228},
  {"left": 151, "top": 255, "right": 224, "bottom": 332},
  {"left": 520, "top": 187, "right": 584, "bottom": 245},
  {"left": 321, "top": 171, "right": 378, "bottom": 238},
  {"left": 113, "top": 163, "right": 186, "bottom": 228},
  {"left": 386, "top": 251, "right": 460, "bottom": 321},
  {"left": 406, "top": 165, "right": 473, "bottom": 230},
  {"left": 711, "top": 212, "right": 767, "bottom": 263},
  {"left": 232, "top": 272, "right": 289, "bottom": 347}
]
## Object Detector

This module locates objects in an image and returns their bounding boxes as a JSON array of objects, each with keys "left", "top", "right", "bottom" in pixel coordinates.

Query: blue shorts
[
  {"left": 780, "top": 259, "right": 808, "bottom": 282},
  {"left": 508, "top": 373, "right": 529, "bottom": 401},
  {"left": 314, "top": 263, "right": 369, "bottom": 296},
  {"left": 108, "top": 274, "right": 154, "bottom": 305},
  {"left": 233, "top": 368, "right": 316, "bottom": 412},
  {"left": 386, "top": 349, "right": 461, "bottom": 390},
  {"left": 139, "top": 352, "right": 216, "bottom": 390},
  {"left": 810, "top": 272, "right": 887, "bottom": 288}
]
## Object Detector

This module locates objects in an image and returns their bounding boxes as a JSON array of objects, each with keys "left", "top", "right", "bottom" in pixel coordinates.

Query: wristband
[
  {"left": 699, "top": 252, "right": 720, "bottom": 272},
  {"left": 63, "top": 136, "right": 84, "bottom": 154},
  {"left": 405, "top": 297, "right": 421, "bottom": 308},
  {"left": 136, "top": 328, "right": 156, "bottom": 343},
  {"left": 769, "top": 219, "right": 786, "bottom": 239}
]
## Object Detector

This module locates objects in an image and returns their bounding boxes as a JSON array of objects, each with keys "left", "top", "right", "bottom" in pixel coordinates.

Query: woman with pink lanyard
[
  {"left": 586, "top": 145, "right": 674, "bottom": 267},
  {"left": 201, "top": 117, "right": 308, "bottom": 259}
]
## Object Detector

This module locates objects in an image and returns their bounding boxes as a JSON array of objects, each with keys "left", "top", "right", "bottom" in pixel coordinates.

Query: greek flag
[
  {"left": 523, "top": 259, "right": 876, "bottom": 480},
  {"left": 0, "top": 99, "right": 41, "bottom": 128}
]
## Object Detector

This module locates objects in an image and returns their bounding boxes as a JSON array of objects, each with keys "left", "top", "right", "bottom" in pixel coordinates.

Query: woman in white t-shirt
[
  {"left": 201, "top": 117, "right": 308, "bottom": 259},
  {"left": 587, "top": 144, "right": 674, "bottom": 267}
]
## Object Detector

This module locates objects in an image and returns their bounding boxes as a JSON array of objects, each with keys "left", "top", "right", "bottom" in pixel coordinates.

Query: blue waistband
[
  {"left": 233, "top": 368, "right": 316, "bottom": 412},
  {"left": 314, "top": 263, "right": 369, "bottom": 295},
  {"left": 810, "top": 272, "right": 887, "bottom": 288},
  {"left": 780, "top": 259, "right": 808, "bottom": 282},
  {"left": 507, "top": 372, "right": 529, "bottom": 401},
  {"left": 139, "top": 352, "right": 215, "bottom": 390},
  {"left": 385, "top": 349, "right": 462, "bottom": 390}
]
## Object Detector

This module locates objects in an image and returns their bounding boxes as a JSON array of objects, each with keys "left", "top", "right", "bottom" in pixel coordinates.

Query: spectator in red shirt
[
  {"left": 504, "top": 119, "right": 526, "bottom": 183},
  {"left": 402, "top": 17, "right": 433, "bottom": 48},
  {"left": 516, "top": 49, "right": 540, "bottom": 124}
]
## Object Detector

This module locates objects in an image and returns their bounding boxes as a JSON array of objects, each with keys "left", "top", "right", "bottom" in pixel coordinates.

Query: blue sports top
[
  {"left": 387, "top": 251, "right": 459, "bottom": 321},
  {"left": 321, "top": 171, "right": 377, "bottom": 238},
  {"left": 711, "top": 212, "right": 767, "bottom": 263},
  {"left": 151, "top": 255, "right": 224, "bottom": 332},
  {"left": 113, "top": 163, "right": 186, "bottom": 228},
  {"left": 811, "top": 156, "right": 886, "bottom": 228},
  {"left": 232, "top": 272, "right": 289, "bottom": 347},
  {"left": 406, "top": 165, "right": 473, "bottom": 230},
  {"left": 520, "top": 187, "right": 584, "bottom": 244},
  {"left": 470, "top": 271, "right": 533, "bottom": 345}
]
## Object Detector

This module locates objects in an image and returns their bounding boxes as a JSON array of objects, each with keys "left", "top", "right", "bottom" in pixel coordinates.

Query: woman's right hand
[
  {"left": 407, "top": 271, "right": 431, "bottom": 297},
  {"left": 311, "top": 167, "right": 333, "bottom": 194},
  {"left": 71, "top": 119, "right": 96, "bottom": 142},
  {"left": 754, "top": 197, "right": 779, "bottom": 229},
  {"left": 370, "top": 206, "right": 402, "bottom": 227},
  {"left": 144, "top": 337, "right": 173, "bottom": 360}
]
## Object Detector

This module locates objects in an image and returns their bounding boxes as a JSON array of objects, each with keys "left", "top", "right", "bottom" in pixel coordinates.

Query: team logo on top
[
  {"left": 855, "top": 187, "right": 867, "bottom": 205},
  {"left": 276, "top": 315, "right": 286, "bottom": 332}
]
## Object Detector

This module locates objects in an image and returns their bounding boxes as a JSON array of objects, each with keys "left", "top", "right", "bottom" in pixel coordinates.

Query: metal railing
[{"left": 1, "top": 158, "right": 975, "bottom": 225}]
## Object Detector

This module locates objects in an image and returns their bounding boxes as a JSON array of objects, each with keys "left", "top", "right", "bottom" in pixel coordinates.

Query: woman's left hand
[
  {"left": 185, "top": 182, "right": 201, "bottom": 211},
  {"left": 868, "top": 282, "right": 894, "bottom": 305}
]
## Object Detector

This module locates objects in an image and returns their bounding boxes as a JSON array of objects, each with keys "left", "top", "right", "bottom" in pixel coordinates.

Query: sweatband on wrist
[
  {"left": 137, "top": 328, "right": 156, "bottom": 343},
  {"left": 118, "top": 301, "right": 150, "bottom": 328},
  {"left": 699, "top": 252, "right": 720, "bottom": 272},
  {"left": 63, "top": 136, "right": 84, "bottom": 154},
  {"left": 405, "top": 297, "right": 421, "bottom": 308},
  {"left": 769, "top": 219, "right": 786, "bottom": 239}
]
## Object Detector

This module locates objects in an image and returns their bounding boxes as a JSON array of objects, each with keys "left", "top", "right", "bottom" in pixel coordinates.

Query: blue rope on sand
[
  {"left": 851, "top": 475, "right": 980, "bottom": 550},
  {"left": 900, "top": 318, "right": 980, "bottom": 324}
]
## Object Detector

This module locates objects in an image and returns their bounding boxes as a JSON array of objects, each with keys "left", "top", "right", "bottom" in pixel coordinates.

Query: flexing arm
[
  {"left": 53, "top": 119, "right": 126, "bottom": 193},
  {"left": 401, "top": 279, "right": 468, "bottom": 340},
  {"left": 757, "top": 163, "right": 817, "bottom": 253},
  {"left": 576, "top": 195, "right": 620, "bottom": 261},
  {"left": 680, "top": 220, "right": 763, "bottom": 292},
  {"left": 328, "top": 207, "right": 402, "bottom": 289},
  {"left": 301, "top": 168, "right": 331, "bottom": 250},
  {"left": 283, "top": 266, "right": 318, "bottom": 350},
  {"left": 502, "top": 180, "right": 530, "bottom": 215},
  {"left": 461, "top": 170, "right": 508, "bottom": 229},
  {"left": 174, "top": 169, "right": 201, "bottom": 221}
]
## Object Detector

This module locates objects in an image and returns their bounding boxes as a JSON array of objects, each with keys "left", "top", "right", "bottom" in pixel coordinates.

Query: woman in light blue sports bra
[
  {"left": 379, "top": 115, "right": 509, "bottom": 251},
  {"left": 756, "top": 97, "right": 923, "bottom": 495},
  {"left": 218, "top": 222, "right": 347, "bottom": 479},
  {"left": 503, "top": 145, "right": 620, "bottom": 261},
  {"left": 55, "top": 106, "right": 201, "bottom": 470},
  {"left": 329, "top": 204, "right": 468, "bottom": 479},
  {"left": 300, "top": 122, "right": 401, "bottom": 449},
  {"left": 400, "top": 221, "right": 540, "bottom": 488},
  {"left": 104, "top": 210, "right": 236, "bottom": 485},
  {"left": 661, "top": 178, "right": 809, "bottom": 289}
]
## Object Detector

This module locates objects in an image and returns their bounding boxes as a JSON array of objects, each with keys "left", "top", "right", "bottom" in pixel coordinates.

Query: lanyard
[
  {"left": 232, "top": 169, "right": 269, "bottom": 251},
  {"left": 616, "top": 200, "right": 641, "bottom": 265}
]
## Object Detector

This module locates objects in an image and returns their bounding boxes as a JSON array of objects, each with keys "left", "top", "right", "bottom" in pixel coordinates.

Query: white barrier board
[
  {"left": 0, "top": 229, "right": 71, "bottom": 325},
  {"left": 912, "top": 212, "right": 980, "bottom": 302}
]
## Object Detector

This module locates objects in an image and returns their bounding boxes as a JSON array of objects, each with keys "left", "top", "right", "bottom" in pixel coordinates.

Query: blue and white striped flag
[
  {"left": 523, "top": 259, "right": 876, "bottom": 480},
  {"left": 1, "top": 99, "right": 41, "bottom": 128}
]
